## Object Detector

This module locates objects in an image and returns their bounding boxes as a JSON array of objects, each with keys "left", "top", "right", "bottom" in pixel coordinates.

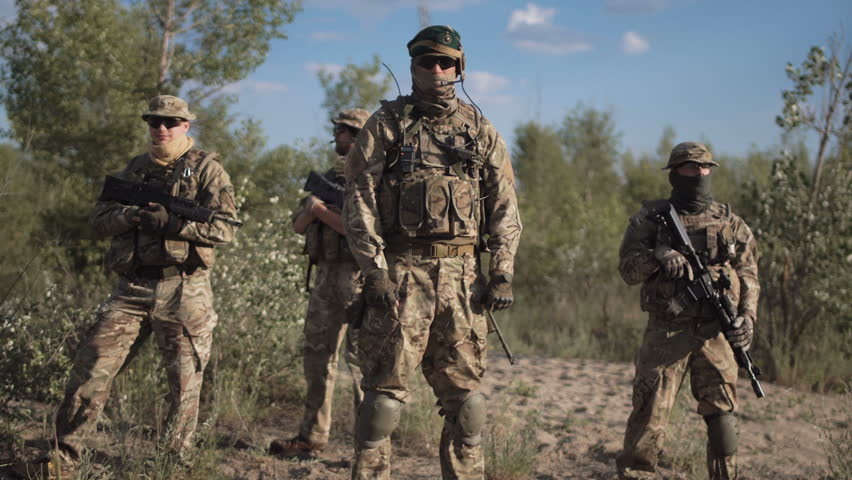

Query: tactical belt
[
  {"left": 394, "top": 243, "right": 476, "bottom": 258},
  {"left": 134, "top": 264, "right": 200, "bottom": 279}
]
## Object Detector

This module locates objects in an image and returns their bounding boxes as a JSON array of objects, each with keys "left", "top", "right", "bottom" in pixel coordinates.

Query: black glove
[
  {"left": 654, "top": 245, "right": 693, "bottom": 280},
  {"left": 726, "top": 315, "right": 754, "bottom": 351},
  {"left": 138, "top": 203, "right": 183, "bottom": 234},
  {"left": 483, "top": 273, "right": 513, "bottom": 312},
  {"left": 364, "top": 270, "right": 398, "bottom": 310}
]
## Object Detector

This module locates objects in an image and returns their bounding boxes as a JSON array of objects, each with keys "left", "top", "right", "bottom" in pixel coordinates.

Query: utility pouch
[
  {"left": 424, "top": 176, "right": 451, "bottom": 235},
  {"left": 450, "top": 179, "right": 477, "bottom": 238},
  {"left": 304, "top": 222, "right": 322, "bottom": 262},
  {"left": 378, "top": 175, "right": 399, "bottom": 234},
  {"left": 399, "top": 179, "right": 425, "bottom": 235},
  {"left": 163, "top": 238, "right": 190, "bottom": 263},
  {"left": 321, "top": 223, "right": 340, "bottom": 261},
  {"left": 107, "top": 230, "right": 136, "bottom": 275}
]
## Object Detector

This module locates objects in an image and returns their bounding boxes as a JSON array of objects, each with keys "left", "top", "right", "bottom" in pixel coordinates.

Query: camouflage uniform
[
  {"left": 54, "top": 96, "right": 238, "bottom": 459},
  {"left": 616, "top": 144, "right": 759, "bottom": 480},
  {"left": 291, "top": 153, "right": 365, "bottom": 448},
  {"left": 343, "top": 26, "right": 522, "bottom": 480}
]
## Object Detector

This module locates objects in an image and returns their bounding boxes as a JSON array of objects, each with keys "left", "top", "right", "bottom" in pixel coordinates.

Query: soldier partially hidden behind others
[
  {"left": 616, "top": 142, "right": 759, "bottom": 480},
  {"left": 269, "top": 108, "right": 370, "bottom": 458},
  {"left": 15, "top": 95, "right": 239, "bottom": 478}
]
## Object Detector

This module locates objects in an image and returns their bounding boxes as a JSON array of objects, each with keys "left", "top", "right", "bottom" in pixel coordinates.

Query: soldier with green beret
[
  {"left": 616, "top": 142, "right": 759, "bottom": 480},
  {"left": 269, "top": 108, "right": 370, "bottom": 458},
  {"left": 343, "top": 25, "right": 522, "bottom": 479}
]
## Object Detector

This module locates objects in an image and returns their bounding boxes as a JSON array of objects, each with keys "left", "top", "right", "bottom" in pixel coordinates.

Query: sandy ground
[
  {"left": 3, "top": 354, "right": 848, "bottom": 479},
  {"left": 216, "top": 355, "right": 848, "bottom": 480}
]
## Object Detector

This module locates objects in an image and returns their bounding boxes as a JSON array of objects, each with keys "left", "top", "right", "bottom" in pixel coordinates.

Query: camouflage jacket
[
  {"left": 619, "top": 200, "right": 760, "bottom": 321},
  {"left": 91, "top": 147, "right": 238, "bottom": 274},
  {"left": 343, "top": 96, "right": 522, "bottom": 277}
]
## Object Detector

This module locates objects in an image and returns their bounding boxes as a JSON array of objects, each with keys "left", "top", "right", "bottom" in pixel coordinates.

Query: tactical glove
[
  {"left": 138, "top": 203, "right": 183, "bottom": 234},
  {"left": 726, "top": 315, "right": 754, "bottom": 351},
  {"left": 364, "top": 270, "right": 398, "bottom": 310},
  {"left": 483, "top": 273, "right": 513, "bottom": 312},
  {"left": 654, "top": 245, "right": 693, "bottom": 280}
]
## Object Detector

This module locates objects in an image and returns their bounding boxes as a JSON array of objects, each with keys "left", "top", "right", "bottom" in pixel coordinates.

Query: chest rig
[
  {"left": 379, "top": 100, "right": 484, "bottom": 245},
  {"left": 673, "top": 202, "right": 736, "bottom": 267},
  {"left": 122, "top": 150, "right": 212, "bottom": 267}
]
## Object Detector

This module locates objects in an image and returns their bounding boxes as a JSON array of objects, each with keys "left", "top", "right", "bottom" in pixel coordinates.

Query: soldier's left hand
[
  {"left": 483, "top": 273, "right": 513, "bottom": 312},
  {"left": 726, "top": 315, "right": 754, "bottom": 351},
  {"left": 138, "top": 203, "right": 183, "bottom": 234}
]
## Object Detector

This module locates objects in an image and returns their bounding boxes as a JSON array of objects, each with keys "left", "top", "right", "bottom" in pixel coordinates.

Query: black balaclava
[{"left": 669, "top": 170, "right": 713, "bottom": 214}]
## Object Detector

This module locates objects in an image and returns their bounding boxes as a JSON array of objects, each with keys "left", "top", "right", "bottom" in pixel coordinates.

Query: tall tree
[
  {"left": 145, "top": 0, "right": 299, "bottom": 99},
  {"left": 317, "top": 54, "right": 393, "bottom": 119},
  {"left": 776, "top": 36, "right": 852, "bottom": 198}
]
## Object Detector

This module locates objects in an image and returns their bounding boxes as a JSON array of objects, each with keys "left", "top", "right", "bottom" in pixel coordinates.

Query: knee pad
[
  {"left": 457, "top": 393, "right": 486, "bottom": 446},
  {"left": 705, "top": 413, "right": 738, "bottom": 457},
  {"left": 356, "top": 391, "right": 402, "bottom": 449}
]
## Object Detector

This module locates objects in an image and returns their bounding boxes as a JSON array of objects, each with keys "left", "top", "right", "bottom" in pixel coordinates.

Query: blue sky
[{"left": 2, "top": 0, "right": 851, "bottom": 158}]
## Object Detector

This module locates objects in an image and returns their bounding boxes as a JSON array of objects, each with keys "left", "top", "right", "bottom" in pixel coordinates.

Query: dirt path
[
  {"left": 231, "top": 355, "right": 846, "bottom": 479},
  {"left": 3, "top": 355, "right": 846, "bottom": 479}
]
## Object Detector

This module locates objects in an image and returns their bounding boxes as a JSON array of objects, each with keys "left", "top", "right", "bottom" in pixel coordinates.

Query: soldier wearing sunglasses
[
  {"left": 269, "top": 108, "right": 370, "bottom": 459},
  {"left": 343, "top": 25, "right": 522, "bottom": 479},
  {"left": 17, "top": 95, "right": 239, "bottom": 477}
]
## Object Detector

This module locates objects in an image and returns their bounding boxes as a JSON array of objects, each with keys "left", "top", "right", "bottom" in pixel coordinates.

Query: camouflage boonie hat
[
  {"left": 407, "top": 25, "right": 463, "bottom": 59},
  {"left": 664, "top": 141, "right": 719, "bottom": 169},
  {"left": 142, "top": 95, "right": 196, "bottom": 121},
  {"left": 331, "top": 108, "right": 371, "bottom": 131}
]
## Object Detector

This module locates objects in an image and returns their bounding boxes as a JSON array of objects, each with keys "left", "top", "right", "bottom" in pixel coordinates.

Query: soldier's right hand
[
  {"left": 364, "top": 270, "right": 399, "bottom": 310},
  {"left": 654, "top": 245, "right": 693, "bottom": 280}
]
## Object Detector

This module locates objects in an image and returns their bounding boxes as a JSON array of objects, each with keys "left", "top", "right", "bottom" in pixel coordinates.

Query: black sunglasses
[
  {"left": 146, "top": 116, "right": 185, "bottom": 129},
  {"left": 416, "top": 55, "right": 456, "bottom": 70}
]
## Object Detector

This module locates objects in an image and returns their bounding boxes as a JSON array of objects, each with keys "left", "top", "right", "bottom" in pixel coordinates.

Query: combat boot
[
  {"left": 11, "top": 449, "right": 77, "bottom": 480},
  {"left": 268, "top": 435, "right": 326, "bottom": 459}
]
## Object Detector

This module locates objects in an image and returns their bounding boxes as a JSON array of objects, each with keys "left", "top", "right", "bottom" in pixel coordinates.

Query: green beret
[{"left": 407, "top": 25, "right": 463, "bottom": 59}]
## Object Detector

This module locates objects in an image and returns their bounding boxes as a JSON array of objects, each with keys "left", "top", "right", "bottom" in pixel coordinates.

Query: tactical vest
[
  {"left": 640, "top": 200, "right": 741, "bottom": 317},
  {"left": 377, "top": 98, "right": 485, "bottom": 246},
  {"left": 106, "top": 149, "right": 217, "bottom": 274},
  {"left": 303, "top": 165, "right": 352, "bottom": 263}
]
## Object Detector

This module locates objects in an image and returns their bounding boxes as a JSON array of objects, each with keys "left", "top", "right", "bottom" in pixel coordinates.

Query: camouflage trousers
[
  {"left": 354, "top": 253, "right": 488, "bottom": 480},
  {"left": 55, "top": 269, "right": 218, "bottom": 457},
  {"left": 299, "top": 259, "right": 363, "bottom": 446},
  {"left": 617, "top": 313, "right": 739, "bottom": 480}
]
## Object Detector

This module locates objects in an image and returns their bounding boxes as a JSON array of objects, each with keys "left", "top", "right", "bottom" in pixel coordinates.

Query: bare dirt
[
  {"left": 219, "top": 355, "right": 847, "bottom": 480},
  {"left": 3, "top": 354, "right": 847, "bottom": 479}
]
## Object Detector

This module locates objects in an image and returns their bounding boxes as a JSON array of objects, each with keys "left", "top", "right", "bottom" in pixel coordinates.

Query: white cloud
[
  {"left": 622, "top": 31, "right": 650, "bottom": 54},
  {"left": 311, "top": 31, "right": 344, "bottom": 41},
  {"left": 604, "top": 0, "right": 670, "bottom": 15},
  {"left": 464, "top": 71, "right": 514, "bottom": 106},
  {"left": 506, "top": 3, "right": 593, "bottom": 55},
  {"left": 222, "top": 80, "right": 288, "bottom": 95},
  {"left": 305, "top": 62, "right": 344, "bottom": 76}
]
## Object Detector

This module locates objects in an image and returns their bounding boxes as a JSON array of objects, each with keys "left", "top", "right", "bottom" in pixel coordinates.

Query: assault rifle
[
  {"left": 98, "top": 175, "right": 243, "bottom": 227},
  {"left": 655, "top": 203, "right": 765, "bottom": 398},
  {"left": 304, "top": 170, "right": 344, "bottom": 210}
]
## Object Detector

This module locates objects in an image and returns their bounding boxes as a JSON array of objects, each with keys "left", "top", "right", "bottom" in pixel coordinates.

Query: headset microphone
[{"left": 439, "top": 79, "right": 463, "bottom": 86}]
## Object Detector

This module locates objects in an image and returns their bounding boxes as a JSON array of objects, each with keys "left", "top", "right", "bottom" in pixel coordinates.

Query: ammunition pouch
[{"left": 397, "top": 175, "right": 478, "bottom": 240}]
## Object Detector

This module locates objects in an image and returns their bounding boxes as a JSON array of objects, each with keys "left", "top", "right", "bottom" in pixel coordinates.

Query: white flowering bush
[
  {"left": 0, "top": 285, "right": 94, "bottom": 417},
  {"left": 206, "top": 198, "right": 309, "bottom": 406}
]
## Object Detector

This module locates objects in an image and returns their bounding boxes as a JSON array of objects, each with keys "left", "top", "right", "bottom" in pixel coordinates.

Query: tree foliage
[{"left": 317, "top": 54, "right": 393, "bottom": 119}]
